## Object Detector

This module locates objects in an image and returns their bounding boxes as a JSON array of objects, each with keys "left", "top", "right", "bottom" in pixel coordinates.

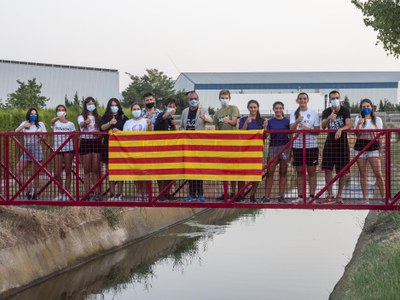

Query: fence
[{"left": 0, "top": 129, "right": 399, "bottom": 210}]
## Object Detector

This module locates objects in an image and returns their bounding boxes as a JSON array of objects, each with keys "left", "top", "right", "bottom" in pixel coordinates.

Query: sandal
[
  {"left": 335, "top": 197, "right": 344, "bottom": 204},
  {"left": 319, "top": 194, "right": 335, "bottom": 204}
]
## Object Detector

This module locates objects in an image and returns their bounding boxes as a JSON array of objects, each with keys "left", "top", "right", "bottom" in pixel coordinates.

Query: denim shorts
[{"left": 21, "top": 143, "right": 43, "bottom": 161}]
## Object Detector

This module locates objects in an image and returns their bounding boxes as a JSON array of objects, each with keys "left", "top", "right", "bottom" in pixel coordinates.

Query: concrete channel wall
[{"left": 0, "top": 207, "right": 205, "bottom": 296}]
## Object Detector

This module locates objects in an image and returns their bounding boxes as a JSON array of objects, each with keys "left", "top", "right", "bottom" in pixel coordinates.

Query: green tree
[
  {"left": 122, "top": 69, "right": 177, "bottom": 108},
  {"left": 352, "top": 0, "right": 400, "bottom": 58},
  {"left": 7, "top": 78, "right": 49, "bottom": 109},
  {"left": 73, "top": 91, "right": 81, "bottom": 107},
  {"left": 379, "top": 99, "right": 384, "bottom": 111},
  {"left": 342, "top": 96, "right": 351, "bottom": 108}
]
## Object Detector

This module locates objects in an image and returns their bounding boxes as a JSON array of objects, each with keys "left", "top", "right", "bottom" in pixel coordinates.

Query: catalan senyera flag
[{"left": 108, "top": 130, "right": 264, "bottom": 181}]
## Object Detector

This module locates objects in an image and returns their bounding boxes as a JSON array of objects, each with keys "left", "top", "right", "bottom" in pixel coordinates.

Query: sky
[{"left": 1, "top": 0, "right": 399, "bottom": 92}]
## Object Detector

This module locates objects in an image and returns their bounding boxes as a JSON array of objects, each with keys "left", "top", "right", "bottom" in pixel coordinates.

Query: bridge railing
[{"left": 0, "top": 129, "right": 399, "bottom": 209}]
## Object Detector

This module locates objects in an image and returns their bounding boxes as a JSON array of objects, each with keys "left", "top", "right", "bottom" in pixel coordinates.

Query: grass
[{"left": 332, "top": 211, "right": 400, "bottom": 299}]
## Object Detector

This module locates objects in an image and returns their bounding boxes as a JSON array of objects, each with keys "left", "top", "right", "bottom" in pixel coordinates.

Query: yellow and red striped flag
[{"left": 108, "top": 130, "right": 263, "bottom": 181}]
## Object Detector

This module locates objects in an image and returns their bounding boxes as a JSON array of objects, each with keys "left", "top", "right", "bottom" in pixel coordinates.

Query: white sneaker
[
  {"left": 291, "top": 197, "right": 303, "bottom": 204},
  {"left": 108, "top": 194, "right": 115, "bottom": 201},
  {"left": 116, "top": 194, "right": 123, "bottom": 201},
  {"left": 54, "top": 194, "right": 64, "bottom": 201}
]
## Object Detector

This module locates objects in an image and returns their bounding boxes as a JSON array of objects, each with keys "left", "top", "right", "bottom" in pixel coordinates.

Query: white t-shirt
[
  {"left": 18, "top": 121, "right": 47, "bottom": 144},
  {"left": 77, "top": 115, "right": 98, "bottom": 139},
  {"left": 290, "top": 108, "right": 320, "bottom": 148},
  {"left": 52, "top": 120, "right": 76, "bottom": 152},
  {"left": 123, "top": 118, "right": 148, "bottom": 131},
  {"left": 354, "top": 115, "right": 383, "bottom": 140}
]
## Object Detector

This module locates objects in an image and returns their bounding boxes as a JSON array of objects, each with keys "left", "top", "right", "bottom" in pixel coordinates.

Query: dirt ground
[{"left": 0, "top": 206, "right": 107, "bottom": 249}]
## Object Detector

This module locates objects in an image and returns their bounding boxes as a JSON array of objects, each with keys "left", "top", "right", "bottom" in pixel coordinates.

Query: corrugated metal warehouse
[
  {"left": 0, "top": 59, "right": 119, "bottom": 108},
  {"left": 174, "top": 72, "right": 400, "bottom": 112}
]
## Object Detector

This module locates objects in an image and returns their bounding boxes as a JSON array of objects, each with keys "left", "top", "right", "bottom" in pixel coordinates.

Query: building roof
[
  {"left": 0, "top": 59, "right": 118, "bottom": 73},
  {"left": 178, "top": 71, "right": 400, "bottom": 84}
]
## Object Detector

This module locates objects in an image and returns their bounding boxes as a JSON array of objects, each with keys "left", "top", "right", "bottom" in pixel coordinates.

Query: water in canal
[{"left": 7, "top": 208, "right": 367, "bottom": 300}]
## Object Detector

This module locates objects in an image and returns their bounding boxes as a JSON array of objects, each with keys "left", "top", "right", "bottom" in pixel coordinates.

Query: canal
[{"left": 7, "top": 208, "right": 367, "bottom": 300}]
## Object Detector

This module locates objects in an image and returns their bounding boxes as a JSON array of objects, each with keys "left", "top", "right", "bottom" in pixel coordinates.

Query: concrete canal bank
[{"left": 0, "top": 206, "right": 205, "bottom": 297}]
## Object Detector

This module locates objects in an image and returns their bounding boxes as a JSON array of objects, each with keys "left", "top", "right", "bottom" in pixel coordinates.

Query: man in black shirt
[
  {"left": 321, "top": 90, "right": 353, "bottom": 204},
  {"left": 154, "top": 98, "right": 177, "bottom": 200}
]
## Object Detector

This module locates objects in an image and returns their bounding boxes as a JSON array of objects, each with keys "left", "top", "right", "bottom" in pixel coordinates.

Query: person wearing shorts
[
  {"left": 321, "top": 90, "right": 352, "bottom": 204},
  {"left": 264, "top": 101, "right": 290, "bottom": 203},
  {"left": 354, "top": 98, "right": 384, "bottom": 203},
  {"left": 78, "top": 97, "right": 103, "bottom": 201},
  {"left": 290, "top": 92, "right": 320, "bottom": 204},
  {"left": 51, "top": 104, "right": 76, "bottom": 201},
  {"left": 15, "top": 108, "right": 47, "bottom": 200}
]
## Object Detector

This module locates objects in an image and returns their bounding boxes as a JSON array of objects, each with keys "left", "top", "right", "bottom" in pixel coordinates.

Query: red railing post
[
  {"left": 75, "top": 133, "right": 80, "bottom": 202},
  {"left": 5, "top": 133, "right": 9, "bottom": 202},
  {"left": 385, "top": 130, "right": 391, "bottom": 204},
  {"left": 302, "top": 131, "right": 307, "bottom": 204}
]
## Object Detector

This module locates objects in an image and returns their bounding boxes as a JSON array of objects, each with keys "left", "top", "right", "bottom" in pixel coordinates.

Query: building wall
[
  {"left": 174, "top": 73, "right": 400, "bottom": 112},
  {"left": 0, "top": 60, "right": 120, "bottom": 108}
]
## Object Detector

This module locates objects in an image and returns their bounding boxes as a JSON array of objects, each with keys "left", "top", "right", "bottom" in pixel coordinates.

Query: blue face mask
[
  {"left": 331, "top": 99, "right": 340, "bottom": 108},
  {"left": 29, "top": 115, "right": 37, "bottom": 122},
  {"left": 220, "top": 99, "right": 229, "bottom": 106},
  {"left": 361, "top": 107, "right": 372, "bottom": 116},
  {"left": 87, "top": 104, "right": 96, "bottom": 112},
  {"left": 132, "top": 110, "right": 141, "bottom": 118},
  {"left": 189, "top": 99, "right": 199, "bottom": 107},
  {"left": 110, "top": 106, "right": 119, "bottom": 114}
]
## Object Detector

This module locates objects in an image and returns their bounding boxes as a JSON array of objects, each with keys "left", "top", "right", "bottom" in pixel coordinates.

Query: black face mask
[{"left": 145, "top": 102, "right": 155, "bottom": 109}]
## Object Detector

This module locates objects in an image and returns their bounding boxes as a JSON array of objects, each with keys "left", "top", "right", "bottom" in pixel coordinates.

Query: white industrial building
[
  {"left": 174, "top": 72, "right": 400, "bottom": 113},
  {"left": 0, "top": 59, "right": 120, "bottom": 108}
]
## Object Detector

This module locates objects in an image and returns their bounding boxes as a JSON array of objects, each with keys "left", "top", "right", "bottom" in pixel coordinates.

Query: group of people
[{"left": 14, "top": 89, "right": 384, "bottom": 204}]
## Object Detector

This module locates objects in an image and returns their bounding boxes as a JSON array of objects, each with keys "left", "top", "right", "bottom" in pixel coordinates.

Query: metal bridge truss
[{"left": 0, "top": 129, "right": 399, "bottom": 210}]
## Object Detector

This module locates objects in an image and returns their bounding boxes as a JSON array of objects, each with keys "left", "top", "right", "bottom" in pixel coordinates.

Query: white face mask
[
  {"left": 132, "top": 110, "right": 141, "bottom": 118},
  {"left": 87, "top": 104, "right": 96, "bottom": 112},
  {"left": 220, "top": 99, "right": 229, "bottom": 106},
  {"left": 111, "top": 106, "right": 119, "bottom": 114},
  {"left": 166, "top": 107, "right": 175, "bottom": 114},
  {"left": 56, "top": 111, "right": 65, "bottom": 118},
  {"left": 331, "top": 99, "right": 340, "bottom": 108}
]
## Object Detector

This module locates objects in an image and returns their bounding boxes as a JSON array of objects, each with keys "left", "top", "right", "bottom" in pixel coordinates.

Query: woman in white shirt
[
  {"left": 78, "top": 97, "right": 102, "bottom": 201},
  {"left": 15, "top": 107, "right": 47, "bottom": 200},
  {"left": 123, "top": 103, "right": 151, "bottom": 201},
  {"left": 354, "top": 98, "right": 384, "bottom": 203},
  {"left": 289, "top": 92, "right": 320, "bottom": 204},
  {"left": 51, "top": 104, "right": 76, "bottom": 201}
]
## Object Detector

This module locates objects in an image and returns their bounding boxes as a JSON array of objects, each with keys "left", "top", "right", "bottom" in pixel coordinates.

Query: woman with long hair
[
  {"left": 238, "top": 99, "right": 267, "bottom": 202},
  {"left": 263, "top": 101, "right": 291, "bottom": 203},
  {"left": 15, "top": 107, "right": 47, "bottom": 200},
  {"left": 101, "top": 98, "right": 128, "bottom": 201},
  {"left": 354, "top": 98, "right": 384, "bottom": 203},
  {"left": 51, "top": 104, "right": 76, "bottom": 201},
  {"left": 289, "top": 92, "right": 320, "bottom": 204},
  {"left": 123, "top": 103, "right": 152, "bottom": 201},
  {"left": 78, "top": 97, "right": 103, "bottom": 201}
]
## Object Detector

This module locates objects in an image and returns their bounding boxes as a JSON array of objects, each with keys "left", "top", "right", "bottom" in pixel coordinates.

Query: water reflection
[
  {"left": 5, "top": 209, "right": 367, "bottom": 300},
  {"left": 6, "top": 209, "right": 256, "bottom": 300}
]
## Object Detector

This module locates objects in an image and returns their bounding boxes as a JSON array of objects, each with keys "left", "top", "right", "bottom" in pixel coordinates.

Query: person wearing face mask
[
  {"left": 123, "top": 103, "right": 152, "bottom": 201},
  {"left": 141, "top": 92, "right": 162, "bottom": 127},
  {"left": 213, "top": 89, "right": 241, "bottom": 201},
  {"left": 101, "top": 98, "right": 128, "bottom": 201},
  {"left": 320, "top": 90, "right": 352, "bottom": 204},
  {"left": 354, "top": 98, "right": 384, "bottom": 204},
  {"left": 15, "top": 107, "right": 47, "bottom": 200},
  {"left": 50, "top": 104, "right": 76, "bottom": 201},
  {"left": 78, "top": 97, "right": 103, "bottom": 201},
  {"left": 179, "top": 91, "right": 213, "bottom": 202},
  {"left": 154, "top": 98, "right": 180, "bottom": 200},
  {"left": 154, "top": 98, "right": 178, "bottom": 131}
]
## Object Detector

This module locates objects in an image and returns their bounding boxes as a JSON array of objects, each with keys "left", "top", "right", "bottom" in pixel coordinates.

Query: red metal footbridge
[{"left": 0, "top": 129, "right": 399, "bottom": 210}]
